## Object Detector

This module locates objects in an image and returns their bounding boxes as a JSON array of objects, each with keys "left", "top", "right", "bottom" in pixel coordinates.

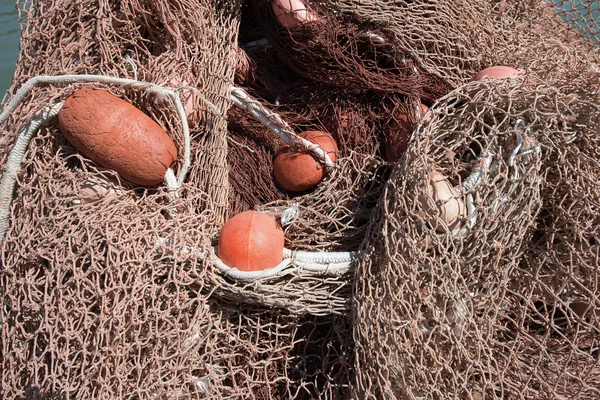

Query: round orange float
[
  {"left": 217, "top": 210, "right": 285, "bottom": 272},
  {"left": 273, "top": 130, "right": 338, "bottom": 192}
]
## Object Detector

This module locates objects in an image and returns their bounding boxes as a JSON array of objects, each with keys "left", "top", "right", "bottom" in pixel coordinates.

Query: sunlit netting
[
  {"left": 313, "top": 0, "right": 497, "bottom": 89},
  {"left": 223, "top": 91, "right": 388, "bottom": 314},
  {"left": 319, "top": 0, "right": 599, "bottom": 87},
  {"left": 353, "top": 73, "right": 599, "bottom": 399},
  {"left": 1, "top": 0, "right": 599, "bottom": 398},
  {"left": 482, "top": 0, "right": 600, "bottom": 87},
  {"left": 502, "top": 75, "right": 599, "bottom": 398},
  {"left": 0, "top": 0, "right": 356, "bottom": 397}
]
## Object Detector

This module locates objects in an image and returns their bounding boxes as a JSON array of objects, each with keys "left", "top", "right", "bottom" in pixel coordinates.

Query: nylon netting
[
  {"left": 1, "top": 0, "right": 599, "bottom": 398},
  {"left": 0, "top": 0, "right": 354, "bottom": 398},
  {"left": 351, "top": 1, "right": 600, "bottom": 396}
]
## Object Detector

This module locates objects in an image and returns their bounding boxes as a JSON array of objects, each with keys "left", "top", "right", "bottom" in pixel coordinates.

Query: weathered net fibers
[
  {"left": 0, "top": 0, "right": 355, "bottom": 398},
  {"left": 353, "top": 45, "right": 599, "bottom": 400},
  {"left": 1, "top": 0, "right": 599, "bottom": 398}
]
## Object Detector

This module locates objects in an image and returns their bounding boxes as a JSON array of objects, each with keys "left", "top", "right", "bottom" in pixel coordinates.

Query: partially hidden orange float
[
  {"left": 273, "top": 130, "right": 338, "bottom": 192},
  {"left": 472, "top": 66, "right": 521, "bottom": 81},
  {"left": 385, "top": 103, "right": 429, "bottom": 163},
  {"left": 271, "top": 0, "right": 318, "bottom": 31}
]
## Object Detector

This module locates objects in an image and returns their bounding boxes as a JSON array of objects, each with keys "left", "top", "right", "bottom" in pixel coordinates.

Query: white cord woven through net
[
  {"left": 0, "top": 74, "right": 354, "bottom": 276},
  {"left": 229, "top": 87, "right": 335, "bottom": 168},
  {"left": 0, "top": 74, "right": 196, "bottom": 244},
  {"left": 156, "top": 236, "right": 358, "bottom": 280},
  {"left": 0, "top": 103, "right": 62, "bottom": 244}
]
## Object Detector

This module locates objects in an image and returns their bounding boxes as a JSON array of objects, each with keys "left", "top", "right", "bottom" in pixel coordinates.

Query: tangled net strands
[
  {"left": 1, "top": 0, "right": 599, "bottom": 399},
  {"left": 0, "top": 0, "right": 356, "bottom": 398},
  {"left": 352, "top": 3, "right": 600, "bottom": 398},
  {"left": 250, "top": 0, "right": 450, "bottom": 103},
  {"left": 354, "top": 80, "right": 544, "bottom": 399},
  {"left": 320, "top": 0, "right": 599, "bottom": 87}
]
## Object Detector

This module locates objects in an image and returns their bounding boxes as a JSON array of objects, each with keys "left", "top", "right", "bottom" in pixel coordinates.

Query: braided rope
[
  {"left": 282, "top": 248, "right": 359, "bottom": 263},
  {"left": 0, "top": 103, "right": 63, "bottom": 243},
  {"left": 163, "top": 168, "right": 179, "bottom": 200},
  {"left": 156, "top": 236, "right": 358, "bottom": 280},
  {"left": 229, "top": 86, "right": 335, "bottom": 168}
]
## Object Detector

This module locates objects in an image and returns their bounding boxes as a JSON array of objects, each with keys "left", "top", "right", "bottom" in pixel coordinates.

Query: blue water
[
  {"left": 0, "top": 1, "right": 597, "bottom": 97},
  {"left": 556, "top": 0, "right": 600, "bottom": 41},
  {"left": 0, "top": 1, "right": 20, "bottom": 97}
]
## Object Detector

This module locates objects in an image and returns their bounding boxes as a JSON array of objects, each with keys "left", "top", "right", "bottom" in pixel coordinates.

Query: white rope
[
  {"left": 0, "top": 75, "right": 193, "bottom": 184},
  {"left": 460, "top": 150, "right": 495, "bottom": 194},
  {"left": 293, "top": 260, "right": 353, "bottom": 272},
  {"left": 123, "top": 55, "right": 139, "bottom": 81},
  {"left": 282, "top": 248, "right": 359, "bottom": 263},
  {"left": 280, "top": 203, "right": 300, "bottom": 227},
  {"left": 229, "top": 86, "right": 335, "bottom": 168},
  {"left": 0, "top": 103, "right": 63, "bottom": 244},
  {"left": 450, "top": 151, "right": 493, "bottom": 238},
  {"left": 257, "top": 203, "right": 301, "bottom": 228},
  {"left": 156, "top": 237, "right": 358, "bottom": 280},
  {"left": 508, "top": 121, "right": 540, "bottom": 182},
  {"left": 163, "top": 168, "right": 179, "bottom": 197},
  {"left": 450, "top": 124, "right": 541, "bottom": 238},
  {"left": 213, "top": 256, "right": 294, "bottom": 280},
  {"left": 166, "top": 91, "right": 190, "bottom": 186}
]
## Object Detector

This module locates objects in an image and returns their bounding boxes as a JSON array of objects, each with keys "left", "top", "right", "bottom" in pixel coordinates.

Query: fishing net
[
  {"left": 0, "top": 0, "right": 355, "bottom": 397},
  {"left": 351, "top": 1, "right": 600, "bottom": 397},
  {"left": 1, "top": 0, "right": 599, "bottom": 398},
  {"left": 250, "top": 0, "right": 449, "bottom": 102},
  {"left": 316, "top": 0, "right": 599, "bottom": 87}
]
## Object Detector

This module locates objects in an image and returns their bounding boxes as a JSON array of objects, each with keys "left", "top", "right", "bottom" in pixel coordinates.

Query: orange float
[
  {"left": 472, "top": 66, "right": 521, "bottom": 81},
  {"left": 217, "top": 211, "right": 285, "bottom": 272},
  {"left": 58, "top": 88, "right": 177, "bottom": 186},
  {"left": 168, "top": 77, "right": 200, "bottom": 127},
  {"left": 273, "top": 130, "right": 338, "bottom": 192},
  {"left": 271, "top": 0, "right": 318, "bottom": 31}
]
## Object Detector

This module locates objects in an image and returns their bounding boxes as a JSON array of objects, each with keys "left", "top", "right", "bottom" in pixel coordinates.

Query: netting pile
[
  {"left": 1, "top": 0, "right": 599, "bottom": 398},
  {"left": 351, "top": 0, "right": 600, "bottom": 398},
  {"left": 0, "top": 0, "right": 354, "bottom": 397}
]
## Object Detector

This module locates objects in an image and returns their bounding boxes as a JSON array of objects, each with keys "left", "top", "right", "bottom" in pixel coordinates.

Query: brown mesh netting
[
  {"left": 249, "top": 0, "right": 449, "bottom": 102},
  {"left": 1, "top": 0, "right": 599, "bottom": 398},
  {"left": 352, "top": 6, "right": 600, "bottom": 396},
  {"left": 319, "top": 0, "right": 599, "bottom": 87},
  {"left": 0, "top": 0, "right": 355, "bottom": 397}
]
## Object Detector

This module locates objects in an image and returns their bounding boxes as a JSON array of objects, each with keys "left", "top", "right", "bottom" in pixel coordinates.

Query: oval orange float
[{"left": 58, "top": 88, "right": 177, "bottom": 186}]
